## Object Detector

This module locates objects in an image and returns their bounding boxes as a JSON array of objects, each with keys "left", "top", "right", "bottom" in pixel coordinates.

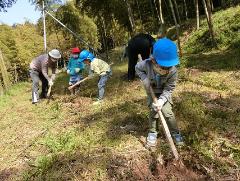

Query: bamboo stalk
[
  {"left": 0, "top": 50, "right": 11, "bottom": 90},
  {"left": 0, "top": 79, "right": 3, "bottom": 96}
]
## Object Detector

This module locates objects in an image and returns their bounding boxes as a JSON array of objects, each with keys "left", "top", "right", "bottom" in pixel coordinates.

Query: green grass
[
  {"left": 1, "top": 7, "right": 240, "bottom": 179},
  {"left": 1, "top": 46, "right": 239, "bottom": 180},
  {"left": 183, "top": 5, "right": 240, "bottom": 53}
]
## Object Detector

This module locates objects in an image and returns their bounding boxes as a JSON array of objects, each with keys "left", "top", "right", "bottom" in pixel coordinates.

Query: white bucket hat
[{"left": 49, "top": 49, "right": 61, "bottom": 59}]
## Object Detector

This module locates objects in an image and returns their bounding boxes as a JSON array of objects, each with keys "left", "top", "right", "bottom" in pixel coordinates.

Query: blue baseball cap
[
  {"left": 152, "top": 38, "right": 179, "bottom": 67},
  {"left": 79, "top": 50, "right": 95, "bottom": 62}
]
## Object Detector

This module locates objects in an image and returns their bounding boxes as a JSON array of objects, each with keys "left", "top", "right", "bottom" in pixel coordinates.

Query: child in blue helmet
[
  {"left": 135, "top": 32, "right": 184, "bottom": 147},
  {"left": 67, "top": 47, "right": 85, "bottom": 94},
  {"left": 79, "top": 50, "right": 112, "bottom": 105}
]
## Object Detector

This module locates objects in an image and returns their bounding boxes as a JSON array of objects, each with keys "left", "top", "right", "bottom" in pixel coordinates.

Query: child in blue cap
[
  {"left": 79, "top": 50, "right": 111, "bottom": 105},
  {"left": 67, "top": 47, "right": 85, "bottom": 94},
  {"left": 135, "top": 30, "right": 183, "bottom": 147}
]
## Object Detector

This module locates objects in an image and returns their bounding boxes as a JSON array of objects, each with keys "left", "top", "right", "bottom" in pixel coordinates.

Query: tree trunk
[
  {"left": 211, "top": 0, "right": 214, "bottom": 11},
  {"left": 100, "top": 16, "right": 109, "bottom": 60},
  {"left": 168, "top": 0, "right": 182, "bottom": 56},
  {"left": 195, "top": 0, "right": 200, "bottom": 29},
  {"left": 14, "top": 64, "right": 18, "bottom": 83},
  {"left": 202, "top": 0, "right": 216, "bottom": 46},
  {"left": 124, "top": 0, "right": 136, "bottom": 33},
  {"left": 159, "top": 0, "right": 164, "bottom": 24},
  {"left": 154, "top": 0, "right": 161, "bottom": 24},
  {"left": 0, "top": 79, "right": 3, "bottom": 96},
  {"left": 172, "top": 0, "right": 181, "bottom": 24},
  {"left": 149, "top": 0, "right": 156, "bottom": 23},
  {"left": 183, "top": 0, "right": 188, "bottom": 20},
  {"left": 202, "top": 0, "right": 209, "bottom": 23},
  {"left": 136, "top": 0, "right": 144, "bottom": 30},
  {"left": 0, "top": 50, "right": 11, "bottom": 90},
  {"left": 154, "top": 0, "right": 165, "bottom": 25}
]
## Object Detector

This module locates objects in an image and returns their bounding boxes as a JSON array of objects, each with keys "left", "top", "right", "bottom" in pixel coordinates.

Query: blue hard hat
[
  {"left": 79, "top": 50, "right": 95, "bottom": 62},
  {"left": 152, "top": 38, "right": 179, "bottom": 67}
]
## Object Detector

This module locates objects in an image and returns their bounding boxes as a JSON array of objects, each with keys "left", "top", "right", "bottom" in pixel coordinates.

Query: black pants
[{"left": 29, "top": 69, "right": 48, "bottom": 102}]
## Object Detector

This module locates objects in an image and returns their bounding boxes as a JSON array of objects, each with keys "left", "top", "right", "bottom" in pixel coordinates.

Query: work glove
[
  {"left": 48, "top": 79, "right": 54, "bottom": 86},
  {"left": 142, "top": 78, "right": 150, "bottom": 92},
  {"left": 75, "top": 68, "right": 80, "bottom": 73},
  {"left": 67, "top": 69, "right": 70, "bottom": 74},
  {"left": 152, "top": 98, "right": 165, "bottom": 112}
]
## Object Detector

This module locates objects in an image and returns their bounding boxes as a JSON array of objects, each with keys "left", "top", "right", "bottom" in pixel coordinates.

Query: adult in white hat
[{"left": 29, "top": 49, "right": 61, "bottom": 104}]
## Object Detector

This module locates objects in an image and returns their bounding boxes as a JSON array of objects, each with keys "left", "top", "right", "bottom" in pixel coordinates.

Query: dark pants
[
  {"left": 147, "top": 93, "right": 179, "bottom": 134},
  {"left": 29, "top": 69, "right": 48, "bottom": 103}
]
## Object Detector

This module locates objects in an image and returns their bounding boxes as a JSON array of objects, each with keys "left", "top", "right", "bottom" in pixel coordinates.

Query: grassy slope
[
  {"left": 0, "top": 7, "right": 240, "bottom": 181},
  {"left": 183, "top": 5, "right": 240, "bottom": 53}
]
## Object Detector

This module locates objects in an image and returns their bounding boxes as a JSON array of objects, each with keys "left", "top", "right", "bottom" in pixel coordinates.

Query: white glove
[
  {"left": 67, "top": 69, "right": 70, "bottom": 74},
  {"left": 142, "top": 78, "right": 150, "bottom": 91},
  {"left": 152, "top": 99, "right": 165, "bottom": 111},
  {"left": 48, "top": 79, "right": 54, "bottom": 86},
  {"left": 75, "top": 68, "right": 80, "bottom": 73}
]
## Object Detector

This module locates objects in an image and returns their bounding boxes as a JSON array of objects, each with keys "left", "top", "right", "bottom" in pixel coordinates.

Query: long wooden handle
[
  {"left": 47, "top": 85, "right": 52, "bottom": 97},
  {"left": 138, "top": 54, "right": 179, "bottom": 160},
  {"left": 149, "top": 87, "right": 179, "bottom": 160},
  {"left": 68, "top": 77, "right": 89, "bottom": 90}
]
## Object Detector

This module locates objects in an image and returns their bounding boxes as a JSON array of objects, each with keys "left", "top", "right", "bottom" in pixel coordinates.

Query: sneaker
[
  {"left": 172, "top": 133, "right": 184, "bottom": 146},
  {"left": 93, "top": 99, "right": 103, "bottom": 105},
  {"left": 146, "top": 132, "right": 158, "bottom": 147}
]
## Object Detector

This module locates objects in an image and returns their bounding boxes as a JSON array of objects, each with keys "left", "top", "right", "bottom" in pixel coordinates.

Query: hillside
[
  {"left": 0, "top": 6, "right": 240, "bottom": 181},
  {"left": 183, "top": 5, "right": 240, "bottom": 53}
]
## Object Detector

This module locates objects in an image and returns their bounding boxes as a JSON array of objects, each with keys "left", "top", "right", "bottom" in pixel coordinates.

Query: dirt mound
[
  {"left": 0, "top": 168, "right": 18, "bottom": 181},
  {"left": 108, "top": 154, "right": 204, "bottom": 181}
]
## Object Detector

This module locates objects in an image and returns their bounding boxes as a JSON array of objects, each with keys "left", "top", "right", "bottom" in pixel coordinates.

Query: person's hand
[
  {"left": 48, "top": 79, "right": 54, "bottom": 86},
  {"left": 142, "top": 78, "right": 150, "bottom": 91},
  {"left": 152, "top": 99, "right": 165, "bottom": 111},
  {"left": 75, "top": 68, "right": 80, "bottom": 73},
  {"left": 67, "top": 69, "right": 70, "bottom": 74}
]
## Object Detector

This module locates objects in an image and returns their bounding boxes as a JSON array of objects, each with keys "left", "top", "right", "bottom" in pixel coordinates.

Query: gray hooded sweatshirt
[{"left": 135, "top": 59, "right": 177, "bottom": 104}]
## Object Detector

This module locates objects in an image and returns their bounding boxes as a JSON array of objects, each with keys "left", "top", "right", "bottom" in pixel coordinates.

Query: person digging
[
  {"left": 135, "top": 37, "right": 184, "bottom": 147},
  {"left": 79, "top": 50, "right": 112, "bottom": 105},
  {"left": 29, "top": 49, "right": 61, "bottom": 104},
  {"left": 67, "top": 47, "right": 85, "bottom": 95}
]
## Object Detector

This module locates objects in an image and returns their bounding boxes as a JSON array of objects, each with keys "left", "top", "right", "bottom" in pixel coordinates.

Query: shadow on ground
[{"left": 182, "top": 49, "right": 240, "bottom": 71}]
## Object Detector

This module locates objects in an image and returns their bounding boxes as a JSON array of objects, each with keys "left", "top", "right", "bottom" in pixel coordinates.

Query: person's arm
[
  {"left": 41, "top": 60, "right": 51, "bottom": 81},
  {"left": 135, "top": 60, "right": 151, "bottom": 92},
  {"left": 51, "top": 65, "right": 56, "bottom": 81},
  {"left": 67, "top": 59, "right": 71, "bottom": 70},
  {"left": 158, "top": 70, "right": 177, "bottom": 103},
  {"left": 135, "top": 60, "right": 148, "bottom": 81},
  {"left": 75, "top": 62, "right": 84, "bottom": 73}
]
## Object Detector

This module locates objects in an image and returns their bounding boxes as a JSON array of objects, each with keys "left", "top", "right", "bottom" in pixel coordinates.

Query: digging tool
[
  {"left": 138, "top": 54, "right": 180, "bottom": 161},
  {"left": 68, "top": 77, "right": 89, "bottom": 90},
  {"left": 47, "top": 85, "right": 52, "bottom": 97},
  {"left": 68, "top": 62, "right": 114, "bottom": 91}
]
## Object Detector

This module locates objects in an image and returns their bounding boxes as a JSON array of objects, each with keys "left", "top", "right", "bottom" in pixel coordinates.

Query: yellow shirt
[{"left": 90, "top": 58, "right": 110, "bottom": 76}]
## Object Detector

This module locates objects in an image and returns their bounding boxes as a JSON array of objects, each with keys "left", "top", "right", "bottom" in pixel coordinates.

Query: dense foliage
[{"left": 0, "top": 0, "right": 16, "bottom": 12}]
